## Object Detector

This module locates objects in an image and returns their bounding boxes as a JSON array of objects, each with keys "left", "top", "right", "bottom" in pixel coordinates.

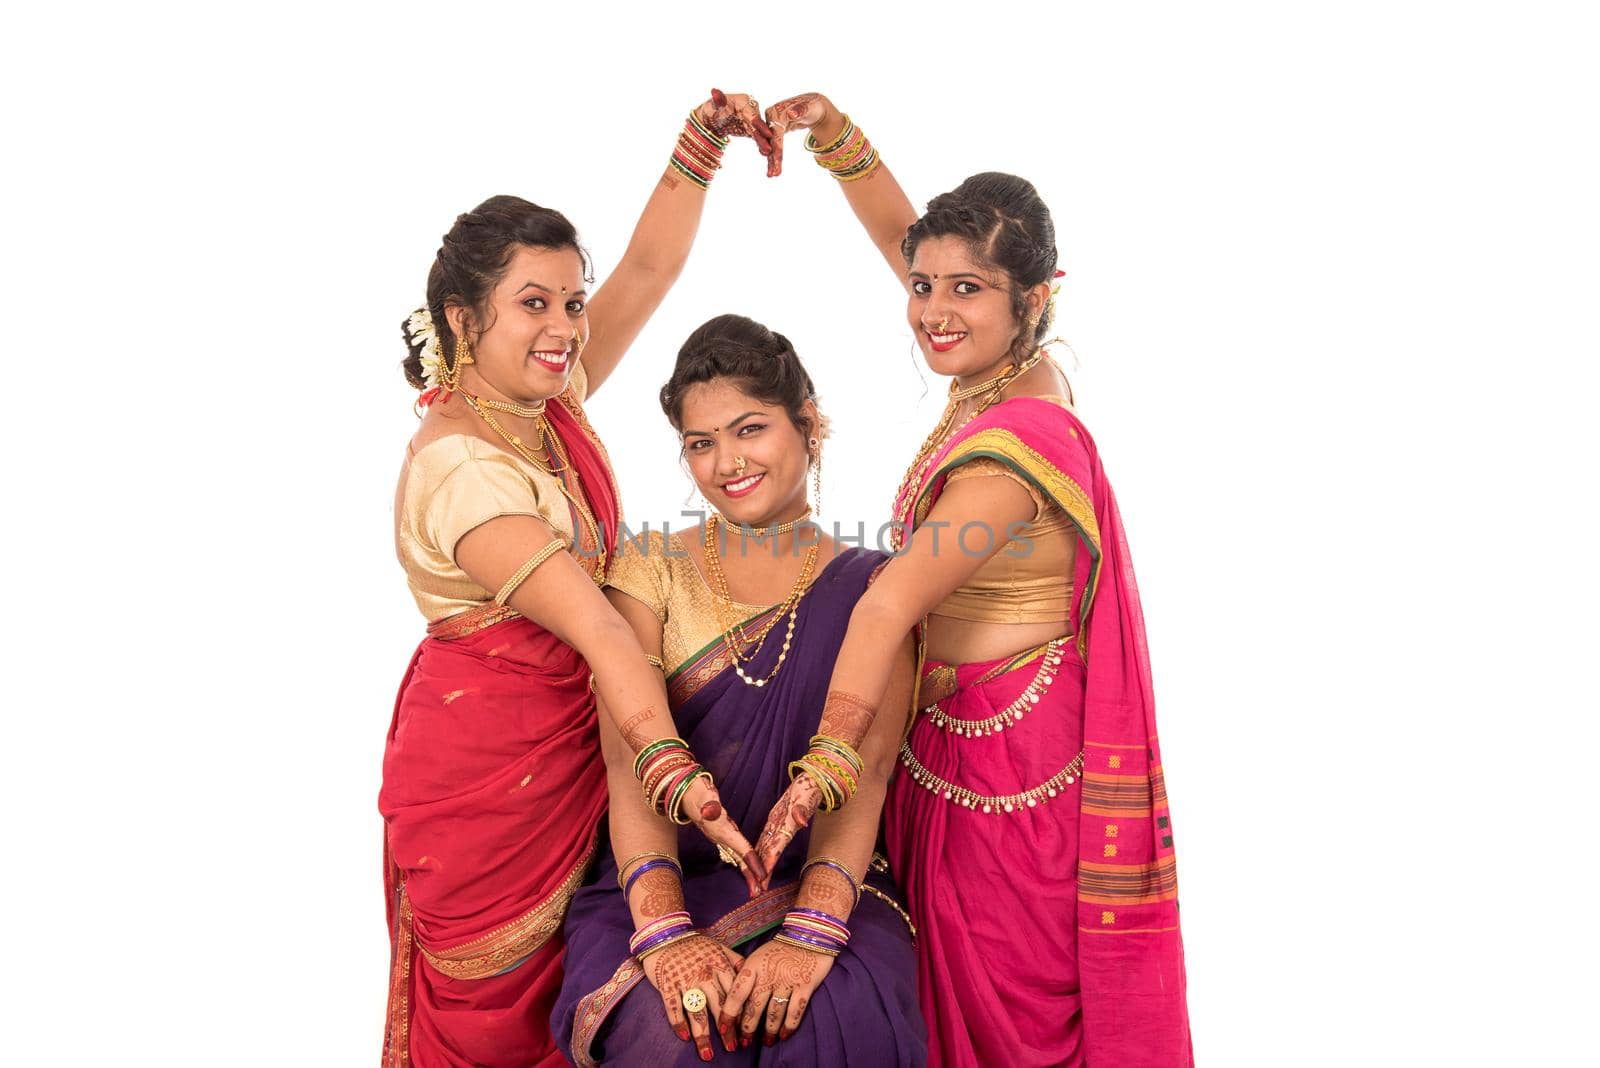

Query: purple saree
[{"left": 552, "top": 547, "right": 925, "bottom": 1067}]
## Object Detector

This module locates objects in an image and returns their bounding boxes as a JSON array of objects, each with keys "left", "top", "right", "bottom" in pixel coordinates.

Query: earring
[
  {"left": 809, "top": 438, "right": 823, "bottom": 517},
  {"left": 444, "top": 335, "right": 473, "bottom": 392}
]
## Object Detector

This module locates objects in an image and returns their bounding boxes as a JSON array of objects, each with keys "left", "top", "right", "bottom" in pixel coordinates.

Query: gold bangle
[
  {"left": 801, "top": 855, "right": 861, "bottom": 899},
  {"left": 616, "top": 851, "right": 680, "bottom": 890},
  {"left": 493, "top": 539, "right": 567, "bottom": 605},
  {"left": 805, "top": 114, "right": 854, "bottom": 155}
]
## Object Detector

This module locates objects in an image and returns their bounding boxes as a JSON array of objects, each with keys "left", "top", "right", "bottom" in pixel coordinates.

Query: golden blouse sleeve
[
  {"left": 943, "top": 457, "right": 1046, "bottom": 523},
  {"left": 604, "top": 529, "right": 669, "bottom": 622},
  {"left": 424, "top": 451, "right": 545, "bottom": 563}
]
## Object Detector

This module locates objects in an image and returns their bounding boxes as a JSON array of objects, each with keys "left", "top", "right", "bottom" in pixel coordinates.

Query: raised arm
[
  {"left": 581, "top": 90, "right": 776, "bottom": 398},
  {"left": 598, "top": 588, "right": 747, "bottom": 1060},
  {"left": 454, "top": 513, "right": 767, "bottom": 890},
  {"left": 753, "top": 473, "right": 1038, "bottom": 872},
  {"left": 766, "top": 93, "right": 918, "bottom": 282},
  {"left": 721, "top": 634, "right": 917, "bottom": 1047}
]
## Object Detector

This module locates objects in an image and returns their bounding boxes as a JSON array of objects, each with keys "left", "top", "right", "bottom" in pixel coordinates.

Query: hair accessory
[{"left": 406, "top": 307, "right": 445, "bottom": 394}]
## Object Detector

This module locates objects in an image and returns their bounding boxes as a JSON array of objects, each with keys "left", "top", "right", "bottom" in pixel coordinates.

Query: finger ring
[
  {"left": 682, "top": 988, "right": 707, "bottom": 1013},
  {"left": 771, "top": 995, "right": 790, "bottom": 1005},
  {"left": 716, "top": 844, "right": 746, "bottom": 870},
  {"left": 776, "top": 828, "right": 795, "bottom": 841}
]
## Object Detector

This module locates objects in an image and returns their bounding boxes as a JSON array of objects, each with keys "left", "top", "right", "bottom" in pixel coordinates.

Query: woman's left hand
[
  {"left": 720, "top": 938, "right": 835, "bottom": 1047},
  {"left": 753, "top": 773, "right": 824, "bottom": 883},
  {"left": 697, "top": 89, "right": 780, "bottom": 176}
]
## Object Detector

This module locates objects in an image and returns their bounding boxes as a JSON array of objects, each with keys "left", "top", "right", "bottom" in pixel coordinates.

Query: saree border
[
  {"left": 1077, "top": 853, "right": 1179, "bottom": 905},
  {"left": 425, "top": 603, "right": 520, "bottom": 641},
  {"left": 416, "top": 837, "right": 598, "bottom": 981},
  {"left": 913, "top": 428, "right": 1104, "bottom": 659},
  {"left": 664, "top": 601, "right": 786, "bottom": 705},
  {"left": 568, "top": 883, "right": 800, "bottom": 1068}
]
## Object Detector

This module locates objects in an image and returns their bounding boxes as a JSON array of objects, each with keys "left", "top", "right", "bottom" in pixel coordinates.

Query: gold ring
[
  {"left": 682, "top": 988, "right": 707, "bottom": 1014},
  {"left": 717, "top": 844, "right": 746, "bottom": 870}
]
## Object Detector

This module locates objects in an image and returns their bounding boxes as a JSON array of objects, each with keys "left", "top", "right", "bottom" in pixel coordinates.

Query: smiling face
[
  {"left": 678, "top": 378, "right": 814, "bottom": 529},
  {"left": 906, "top": 234, "right": 1046, "bottom": 383},
  {"left": 447, "top": 244, "right": 588, "bottom": 404}
]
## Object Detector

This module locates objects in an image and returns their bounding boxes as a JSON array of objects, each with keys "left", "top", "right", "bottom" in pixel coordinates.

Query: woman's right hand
[
  {"left": 640, "top": 933, "right": 745, "bottom": 1060},
  {"left": 682, "top": 776, "right": 768, "bottom": 897},
  {"left": 753, "top": 772, "right": 824, "bottom": 882},
  {"left": 696, "top": 88, "right": 779, "bottom": 175}
]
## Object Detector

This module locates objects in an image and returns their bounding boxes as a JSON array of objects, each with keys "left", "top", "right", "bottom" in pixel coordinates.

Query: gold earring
[
  {"left": 444, "top": 335, "right": 473, "bottom": 392},
  {"left": 809, "top": 438, "right": 823, "bottom": 516}
]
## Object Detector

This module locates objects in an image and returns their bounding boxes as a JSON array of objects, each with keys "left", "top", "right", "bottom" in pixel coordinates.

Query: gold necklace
[
  {"left": 889, "top": 350, "right": 1044, "bottom": 550},
  {"left": 701, "top": 514, "right": 819, "bottom": 688},
  {"left": 710, "top": 506, "right": 813, "bottom": 538},
  {"left": 462, "top": 391, "right": 606, "bottom": 583}
]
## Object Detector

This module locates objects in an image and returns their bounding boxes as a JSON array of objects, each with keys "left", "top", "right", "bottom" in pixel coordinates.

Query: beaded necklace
[
  {"left": 701, "top": 514, "right": 819, "bottom": 688},
  {"left": 889, "top": 350, "right": 1045, "bottom": 550},
  {"left": 462, "top": 390, "right": 606, "bottom": 584}
]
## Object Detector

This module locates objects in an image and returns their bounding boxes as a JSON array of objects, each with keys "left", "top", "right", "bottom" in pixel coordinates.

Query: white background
[{"left": 6, "top": 2, "right": 1597, "bottom": 1064}]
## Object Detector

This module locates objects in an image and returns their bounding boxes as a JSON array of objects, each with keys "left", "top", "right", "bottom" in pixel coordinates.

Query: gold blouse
[
  {"left": 394, "top": 363, "right": 589, "bottom": 622},
  {"left": 605, "top": 528, "right": 772, "bottom": 677},
  {"left": 932, "top": 458, "right": 1077, "bottom": 625}
]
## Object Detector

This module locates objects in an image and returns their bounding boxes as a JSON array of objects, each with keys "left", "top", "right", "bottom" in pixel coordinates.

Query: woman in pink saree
[{"left": 752, "top": 96, "right": 1193, "bottom": 1066}]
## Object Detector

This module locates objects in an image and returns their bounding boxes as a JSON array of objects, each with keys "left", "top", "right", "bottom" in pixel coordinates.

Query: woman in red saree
[
  {"left": 752, "top": 96, "right": 1193, "bottom": 1065},
  {"left": 382, "top": 93, "right": 775, "bottom": 1067}
]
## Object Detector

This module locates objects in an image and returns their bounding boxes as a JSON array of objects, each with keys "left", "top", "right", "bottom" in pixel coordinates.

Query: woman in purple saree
[{"left": 552, "top": 315, "right": 924, "bottom": 1066}]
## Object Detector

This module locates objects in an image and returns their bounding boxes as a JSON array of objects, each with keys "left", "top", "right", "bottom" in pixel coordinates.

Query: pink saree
[{"left": 884, "top": 398, "right": 1191, "bottom": 1066}]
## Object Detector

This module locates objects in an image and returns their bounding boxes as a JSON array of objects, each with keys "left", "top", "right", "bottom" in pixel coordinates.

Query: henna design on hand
[
  {"left": 620, "top": 706, "right": 657, "bottom": 752},
  {"left": 798, "top": 864, "right": 853, "bottom": 915},
  {"left": 818, "top": 689, "right": 876, "bottom": 748},
  {"left": 633, "top": 868, "right": 684, "bottom": 920}
]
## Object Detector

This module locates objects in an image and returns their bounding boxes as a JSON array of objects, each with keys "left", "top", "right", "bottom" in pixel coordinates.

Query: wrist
[{"left": 810, "top": 99, "right": 845, "bottom": 143}]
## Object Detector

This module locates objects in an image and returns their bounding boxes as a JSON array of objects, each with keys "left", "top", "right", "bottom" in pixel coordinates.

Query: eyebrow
[
  {"left": 681, "top": 411, "right": 765, "bottom": 437},
  {"left": 906, "top": 271, "right": 987, "bottom": 281},
  {"left": 514, "top": 281, "right": 590, "bottom": 297}
]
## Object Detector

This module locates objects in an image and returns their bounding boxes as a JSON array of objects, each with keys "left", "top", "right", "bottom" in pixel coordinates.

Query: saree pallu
[
  {"left": 885, "top": 398, "right": 1191, "bottom": 1067},
  {"left": 553, "top": 548, "right": 925, "bottom": 1067},
  {"left": 381, "top": 387, "right": 621, "bottom": 1067}
]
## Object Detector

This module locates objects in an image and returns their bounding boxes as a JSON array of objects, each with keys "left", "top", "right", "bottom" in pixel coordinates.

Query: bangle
[
  {"left": 634, "top": 737, "right": 690, "bottom": 779},
  {"left": 805, "top": 114, "right": 855, "bottom": 155},
  {"left": 667, "top": 768, "right": 713, "bottom": 825},
  {"left": 493, "top": 539, "right": 567, "bottom": 605},
  {"left": 801, "top": 857, "right": 862, "bottom": 906},
  {"left": 623, "top": 858, "right": 681, "bottom": 899},
  {"left": 670, "top": 110, "right": 729, "bottom": 191},
  {"left": 616, "top": 851, "right": 679, "bottom": 890}
]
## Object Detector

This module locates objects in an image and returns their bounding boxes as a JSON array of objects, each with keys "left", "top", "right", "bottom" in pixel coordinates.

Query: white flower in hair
[{"left": 406, "top": 307, "right": 444, "bottom": 390}]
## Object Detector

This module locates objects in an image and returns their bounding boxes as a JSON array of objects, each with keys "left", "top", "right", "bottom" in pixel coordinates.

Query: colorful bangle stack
[
  {"left": 773, "top": 906, "right": 851, "bottom": 957},
  {"left": 801, "top": 856, "right": 862, "bottom": 908},
  {"left": 805, "top": 115, "right": 879, "bottom": 182},
  {"left": 787, "top": 734, "right": 865, "bottom": 812},
  {"left": 635, "top": 737, "right": 715, "bottom": 825},
  {"left": 670, "top": 110, "right": 729, "bottom": 190},
  {"left": 629, "top": 911, "right": 697, "bottom": 959}
]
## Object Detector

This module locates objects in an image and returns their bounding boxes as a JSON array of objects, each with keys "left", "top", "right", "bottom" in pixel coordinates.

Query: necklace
[
  {"left": 462, "top": 390, "right": 606, "bottom": 583},
  {"left": 923, "top": 637, "right": 1067, "bottom": 738},
  {"left": 701, "top": 514, "right": 819, "bottom": 688},
  {"left": 889, "top": 350, "right": 1044, "bottom": 550},
  {"left": 710, "top": 506, "right": 813, "bottom": 538}
]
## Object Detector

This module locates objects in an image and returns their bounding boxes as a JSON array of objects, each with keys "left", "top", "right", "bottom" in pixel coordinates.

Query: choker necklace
[{"left": 711, "top": 506, "right": 814, "bottom": 538}]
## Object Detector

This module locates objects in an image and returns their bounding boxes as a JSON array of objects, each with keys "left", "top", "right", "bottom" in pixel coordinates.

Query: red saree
[
  {"left": 884, "top": 398, "right": 1191, "bottom": 1066},
  {"left": 380, "top": 390, "right": 620, "bottom": 1067}
]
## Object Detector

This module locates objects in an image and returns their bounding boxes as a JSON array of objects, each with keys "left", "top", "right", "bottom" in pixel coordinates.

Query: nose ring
[
  {"left": 734, "top": 455, "right": 747, "bottom": 476},
  {"left": 938, "top": 317, "right": 949, "bottom": 333}
]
